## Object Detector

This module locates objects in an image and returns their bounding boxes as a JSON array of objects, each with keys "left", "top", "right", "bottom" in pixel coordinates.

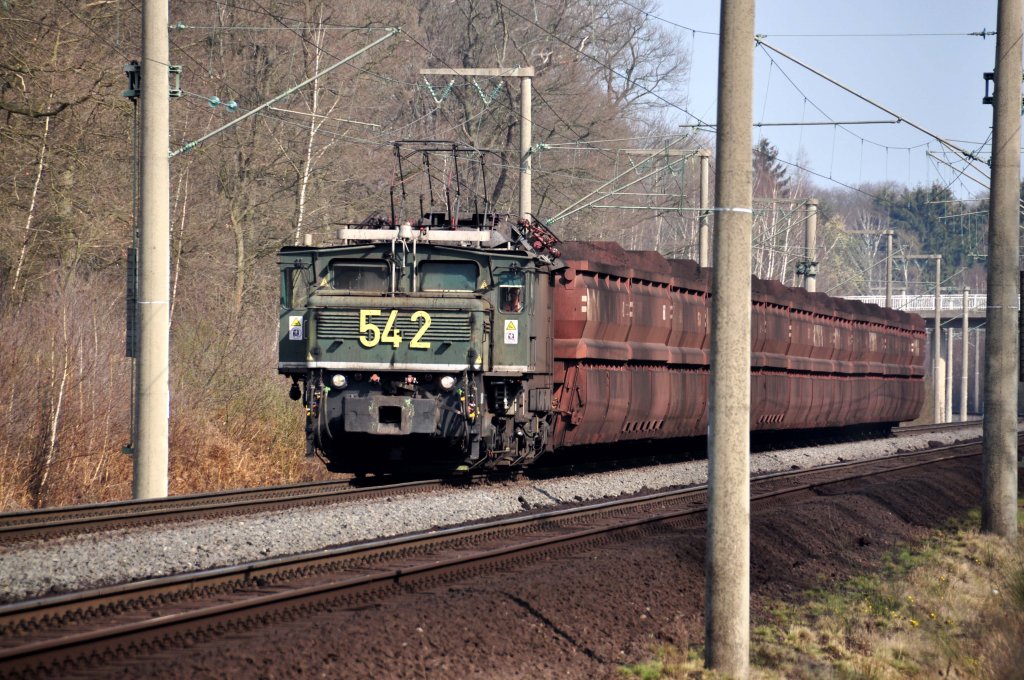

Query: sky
[{"left": 656, "top": 1, "right": 1004, "bottom": 199}]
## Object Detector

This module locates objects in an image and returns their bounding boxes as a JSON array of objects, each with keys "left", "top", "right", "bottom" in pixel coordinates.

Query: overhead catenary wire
[
  {"left": 159, "top": 1, "right": 860, "bottom": 225},
  {"left": 170, "top": 27, "right": 400, "bottom": 158},
  {"left": 399, "top": 16, "right": 709, "bottom": 219},
  {"left": 759, "top": 30, "right": 997, "bottom": 38},
  {"left": 754, "top": 45, "right": 934, "bottom": 162},
  {"left": 618, "top": 1, "right": 985, "bottom": 169},
  {"left": 754, "top": 39, "right": 992, "bottom": 178},
  {"left": 547, "top": 148, "right": 697, "bottom": 224},
  {"left": 491, "top": 0, "right": 711, "bottom": 127},
  {"left": 228, "top": 0, "right": 659, "bottom": 214},
  {"left": 154, "top": 2, "right": 994, "bottom": 236},
  {"left": 149, "top": 0, "right": 990, "bottom": 211},
  {"left": 41, "top": 0, "right": 976, "bottom": 296},
  {"left": 619, "top": 1, "right": 997, "bottom": 199},
  {"left": 617, "top": 0, "right": 996, "bottom": 41},
  {"left": 141, "top": 0, "right": 468, "bottom": 170}
]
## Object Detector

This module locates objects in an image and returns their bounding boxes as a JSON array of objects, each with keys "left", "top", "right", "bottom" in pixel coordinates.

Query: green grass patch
[{"left": 623, "top": 503, "right": 1024, "bottom": 679}]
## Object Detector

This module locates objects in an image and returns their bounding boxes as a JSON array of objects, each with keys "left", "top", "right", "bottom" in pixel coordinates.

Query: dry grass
[
  {"left": 0, "top": 286, "right": 330, "bottom": 511},
  {"left": 0, "top": 378, "right": 327, "bottom": 510},
  {"left": 621, "top": 505, "right": 1024, "bottom": 679},
  {"left": 165, "top": 380, "right": 327, "bottom": 497}
]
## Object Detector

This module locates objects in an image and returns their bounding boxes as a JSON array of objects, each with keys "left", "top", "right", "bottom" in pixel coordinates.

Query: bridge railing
[{"left": 843, "top": 294, "right": 987, "bottom": 314}]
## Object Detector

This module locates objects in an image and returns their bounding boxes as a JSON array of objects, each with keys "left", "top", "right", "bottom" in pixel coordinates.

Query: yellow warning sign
[
  {"left": 504, "top": 319, "right": 519, "bottom": 345},
  {"left": 288, "top": 314, "right": 304, "bottom": 341}
]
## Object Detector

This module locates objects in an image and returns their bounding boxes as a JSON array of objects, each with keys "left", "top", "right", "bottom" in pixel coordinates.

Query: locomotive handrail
[{"left": 336, "top": 227, "right": 496, "bottom": 243}]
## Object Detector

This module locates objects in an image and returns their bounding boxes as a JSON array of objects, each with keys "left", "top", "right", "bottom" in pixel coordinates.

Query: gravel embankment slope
[{"left": 0, "top": 426, "right": 981, "bottom": 604}]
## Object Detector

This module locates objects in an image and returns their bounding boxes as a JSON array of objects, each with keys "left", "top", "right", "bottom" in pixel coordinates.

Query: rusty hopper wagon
[{"left": 278, "top": 216, "right": 926, "bottom": 473}]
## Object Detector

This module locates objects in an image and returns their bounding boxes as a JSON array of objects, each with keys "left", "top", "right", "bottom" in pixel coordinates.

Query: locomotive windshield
[
  {"left": 419, "top": 261, "right": 477, "bottom": 291},
  {"left": 332, "top": 261, "right": 390, "bottom": 291}
]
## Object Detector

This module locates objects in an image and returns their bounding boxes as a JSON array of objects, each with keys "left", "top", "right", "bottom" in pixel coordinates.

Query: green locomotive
[{"left": 278, "top": 215, "right": 560, "bottom": 472}]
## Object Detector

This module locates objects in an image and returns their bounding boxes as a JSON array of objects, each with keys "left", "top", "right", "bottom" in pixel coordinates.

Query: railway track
[
  {"left": 0, "top": 477, "right": 455, "bottom": 543},
  {"left": 0, "top": 440, "right": 982, "bottom": 678},
  {"left": 893, "top": 419, "right": 982, "bottom": 436},
  {"left": 0, "top": 419, "right": 980, "bottom": 544}
]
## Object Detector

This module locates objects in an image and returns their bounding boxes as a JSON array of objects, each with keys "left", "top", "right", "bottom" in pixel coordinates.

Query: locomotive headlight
[
  {"left": 440, "top": 375, "right": 457, "bottom": 390},
  {"left": 331, "top": 373, "right": 348, "bottom": 389}
]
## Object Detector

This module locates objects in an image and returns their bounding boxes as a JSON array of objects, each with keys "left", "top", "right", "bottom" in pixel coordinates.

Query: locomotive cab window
[
  {"left": 499, "top": 285, "right": 524, "bottom": 313},
  {"left": 419, "top": 261, "right": 477, "bottom": 291},
  {"left": 498, "top": 270, "right": 525, "bottom": 313},
  {"left": 332, "top": 261, "right": 389, "bottom": 291},
  {"left": 281, "top": 267, "right": 310, "bottom": 308}
]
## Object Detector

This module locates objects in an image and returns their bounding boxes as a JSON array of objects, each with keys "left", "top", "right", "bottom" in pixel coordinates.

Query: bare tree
[
  {"left": 11, "top": 105, "right": 50, "bottom": 292},
  {"left": 413, "top": 0, "right": 691, "bottom": 231},
  {"left": 1, "top": 0, "right": 704, "bottom": 506}
]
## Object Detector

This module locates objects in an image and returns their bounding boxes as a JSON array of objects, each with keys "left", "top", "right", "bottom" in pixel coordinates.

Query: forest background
[{"left": 0, "top": 0, "right": 995, "bottom": 509}]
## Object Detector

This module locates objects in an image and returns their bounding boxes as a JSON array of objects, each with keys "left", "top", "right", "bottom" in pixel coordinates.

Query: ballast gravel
[{"left": 0, "top": 426, "right": 982, "bottom": 604}]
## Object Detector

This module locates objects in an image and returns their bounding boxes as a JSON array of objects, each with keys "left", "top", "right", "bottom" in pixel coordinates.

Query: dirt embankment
[{"left": 119, "top": 457, "right": 988, "bottom": 679}]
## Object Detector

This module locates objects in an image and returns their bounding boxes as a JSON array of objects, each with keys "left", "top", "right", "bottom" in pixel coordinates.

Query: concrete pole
[
  {"left": 974, "top": 327, "right": 983, "bottom": 411},
  {"left": 520, "top": 74, "right": 532, "bottom": 221},
  {"left": 936, "top": 356, "right": 946, "bottom": 423},
  {"left": 885, "top": 231, "right": 893, "bottom": 309},
  {"left": 136, "top": 0, "right": 170, "bottom": 499},
  {"left": 975, "top": 328, "right": 982, "bottom": 414},
  {"left": 946, "top": 327, "right": 954, "bottom": 423},
  {"left": 804, "top": 199, "right": 818, "bottom": 292},
  {"left": 934, "top": 257, "right": 942, "bottom": 423},
  {"left": 705, "top": 0, "right": 753, "bottom": 676},
  {"left": 961, "top": 288, "right": 970, "bottom": 421},
  {"left": 699, "top": 149, "right": 711, "bottom": 267},
  {"left": 982, "top": 0, "right": 1020, "bottom": 539}
]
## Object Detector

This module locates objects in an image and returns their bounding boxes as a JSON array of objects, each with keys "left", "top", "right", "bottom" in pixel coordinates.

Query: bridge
[
  {"left": 847, "top": 294, "right": 991, "bottom": 420},
  {"left": 843, "top": 294, "right": 987, "bottom": 325}
]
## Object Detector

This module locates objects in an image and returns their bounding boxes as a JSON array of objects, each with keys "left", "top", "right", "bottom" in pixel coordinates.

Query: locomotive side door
[
  {"left": 492, "top": 268, "right": 531, "bottom": 372},
  {"left": 278, "top": 253, "right": 313, "bottom": 372}
]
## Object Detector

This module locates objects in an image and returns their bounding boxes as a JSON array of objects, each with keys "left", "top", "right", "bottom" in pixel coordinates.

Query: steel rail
[
  {"left": 893, "top": 421, "right": 983, "bottom": 436},
  {"left": 0, "top": 477, "right": 449, "bottom": 543},
  {"left": 0, "top": 420, "right": 982, "bottom": 542},
  {"left": 0, "top": 441, "right": 984, "bottom": 675}
]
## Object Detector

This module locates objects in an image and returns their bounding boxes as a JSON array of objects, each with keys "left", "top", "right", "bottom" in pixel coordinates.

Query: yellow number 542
[{"left": 359, "top": 309, "right": 432, "bottom": 349}]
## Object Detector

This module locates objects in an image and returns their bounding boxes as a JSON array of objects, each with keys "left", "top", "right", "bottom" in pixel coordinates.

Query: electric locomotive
[{"left": 278, "top": 214, "right": 562, "bottom": 472}]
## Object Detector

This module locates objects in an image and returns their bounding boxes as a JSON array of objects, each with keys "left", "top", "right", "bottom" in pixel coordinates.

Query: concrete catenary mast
[
  {"left": 135, "top": 0, "right": 171, "bottom": 499},
  {"left": 982, "top": 0, "right": 1020, "bottom": 539},
  {"left": 705, "top": 0, "right": 754, "bottom": 675}
]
